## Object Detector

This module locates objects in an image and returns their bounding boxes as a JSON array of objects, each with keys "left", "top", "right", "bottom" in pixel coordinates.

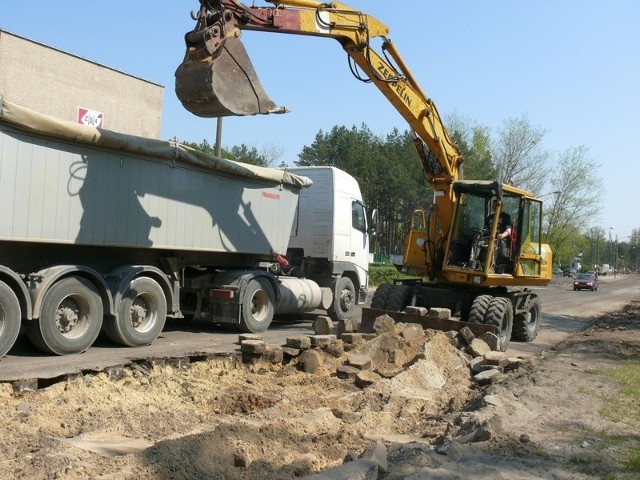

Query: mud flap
[{"left": 175, "top": 36, "right": 287, "bottom": 118}]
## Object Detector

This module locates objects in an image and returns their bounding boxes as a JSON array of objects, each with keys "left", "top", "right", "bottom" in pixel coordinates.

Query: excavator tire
[
  {"left": 512, "top": 296, "right": 541, "bottom": 342},
  {"left": 483, "top": 297, "right": 513, "bottom": 352},
  {"left": 385, "top": 285, "right": 413, "bottom": 312},
  {"left": 370, "top": 283, "right": 394, "bottom": 310},
  {"left": 468, "top": 294, "right": 493, "bottom": 324}
]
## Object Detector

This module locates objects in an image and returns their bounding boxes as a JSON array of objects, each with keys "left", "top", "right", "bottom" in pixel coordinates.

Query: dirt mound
[
  {"left": 4, "top": 304, "right": 638, "bottom": 479},
  {"left": 0, "top": 322, "right": 482, "bottom": 479}
]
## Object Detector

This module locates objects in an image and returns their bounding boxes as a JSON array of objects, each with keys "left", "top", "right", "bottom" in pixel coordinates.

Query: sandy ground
[{"left": 1, "top": 302, "right": 639, "bottom": 479}]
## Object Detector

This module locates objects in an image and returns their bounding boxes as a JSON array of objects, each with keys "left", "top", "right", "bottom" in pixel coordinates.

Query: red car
[{"left": 573, "top": 273, "right": 598, "bottom": 291}]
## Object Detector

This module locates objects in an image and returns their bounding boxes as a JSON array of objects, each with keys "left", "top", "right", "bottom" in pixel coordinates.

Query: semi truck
[{"left": 0, "top": 98, "right": 374, "bottom": 356}]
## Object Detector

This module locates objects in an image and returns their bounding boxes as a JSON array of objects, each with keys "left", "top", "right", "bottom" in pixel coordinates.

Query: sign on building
[{"left": 77, "top": 107, "right": 104, "bottom": 128}]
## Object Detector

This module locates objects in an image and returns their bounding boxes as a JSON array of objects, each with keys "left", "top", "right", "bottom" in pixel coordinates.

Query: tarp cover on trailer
[{"left": 0, "top": 97, "right": 311, "bottom": 189}]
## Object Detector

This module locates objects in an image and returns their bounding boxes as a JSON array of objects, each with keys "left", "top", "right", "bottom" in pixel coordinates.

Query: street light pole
[{"left": 608, "top": 226, "right": 615, "bottom": 264}]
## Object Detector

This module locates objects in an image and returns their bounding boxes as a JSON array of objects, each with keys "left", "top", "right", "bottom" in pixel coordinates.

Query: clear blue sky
[{"left": 2, "top": 1, "right": 638, "bottom": 239}]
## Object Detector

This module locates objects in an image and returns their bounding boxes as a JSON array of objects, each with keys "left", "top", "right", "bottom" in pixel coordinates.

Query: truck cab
[{"left": 286, "top": 166, "right": 372, "bottom": 307}]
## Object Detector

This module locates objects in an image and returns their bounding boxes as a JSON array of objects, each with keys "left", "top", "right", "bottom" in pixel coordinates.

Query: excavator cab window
[
  {"left": 447, "top": 193, "right": 523, "bottom": 273},
  {"left": 516, "top": 198, "right": 545, "bottom": 275},
  {"left": 446, "top": 193, "right": 487, "bottom": 269}
]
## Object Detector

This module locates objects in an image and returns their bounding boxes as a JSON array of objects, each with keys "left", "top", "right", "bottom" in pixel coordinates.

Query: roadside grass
[
  {"left": 573, "top": 361, "right": 640, "bottom": 477},
  {"left": 368, "top": 263, "right": 413, "bottom": 286},
  {"left": 586, "top": 360, "right": 640, "bottom": 422}
]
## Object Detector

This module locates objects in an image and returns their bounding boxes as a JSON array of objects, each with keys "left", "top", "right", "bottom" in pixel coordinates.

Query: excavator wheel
[
  {"left": 512, "top": 297, "right": 541, "bottom": 342},
  {"left": 467, "top": 294, "right": 493, "bottom": 324},
  {"left": 370, "top": 283, "right": 394, "bottom": 310},
  {"left": 483, "top": 297, "right": 513, "bottom": 352}
]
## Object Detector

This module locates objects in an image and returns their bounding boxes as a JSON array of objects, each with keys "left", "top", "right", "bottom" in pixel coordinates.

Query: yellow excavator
[{"left": 175, "top": 0, "right": 553, "bottom": 350}]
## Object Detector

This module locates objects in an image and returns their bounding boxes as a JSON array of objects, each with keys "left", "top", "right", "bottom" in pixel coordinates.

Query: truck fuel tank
[{"left": 275, "top": 277, "right": 332, "bottom": 314}]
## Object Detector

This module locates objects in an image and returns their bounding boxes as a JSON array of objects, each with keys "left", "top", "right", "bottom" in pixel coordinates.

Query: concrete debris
[
  {"left": 372, "top": 314, "right": 396, "bottom": 334},
  {"left": 473, "top": 368, "right": 501, "bottom": 385},
  {"left": 341, "top": 333, "right": 363, "bottom": 344},
  {"left": 310, "top": 334, "right": 337, "bottom": 348},
  {"left": 457, "top": 413, "right": 502, "bottom": 443},
  {"left": 240, "top": 339, "right": 266, "bottom": 354},
  {"left": 404, "top": 306, "right": 428, "bottom": 316},
  {"left": 347, "top": 354, "right": 373, "bottom": 370},
  {"left": 286, "top": 335, "right": 311, "bottom": 349},
  {"left": 428, "top": 307, "right": 451, "bottom": 320},
  {"left": 337, "top": 318, "right": 356, "bottom": 336},
  {"left": 299, "top": 349, "right": 323, "bottom": 374},
  {"left": 355, "top": 370, "right": 382, "bottom": 388},
  {"left": 468, "top": 338, "right": 491, "bottom": 357},
  {"left": 459, "top": 326, "right": 475, "bottom": 345},
  {"left": 313, "top": 316, "right": 334, "bottom": 335},
  {"left": 478, "top": 332, "right": 500, "bottom": 351}
]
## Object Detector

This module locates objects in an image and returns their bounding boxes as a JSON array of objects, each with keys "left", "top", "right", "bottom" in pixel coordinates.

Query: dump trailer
[{"left": 0, "top": 98, "right": 374, "bottom": 356}]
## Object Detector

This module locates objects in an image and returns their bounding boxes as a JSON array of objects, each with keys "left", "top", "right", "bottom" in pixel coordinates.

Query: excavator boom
[{"left": 175, "top": 0, "right": 461, "bottom": 185}]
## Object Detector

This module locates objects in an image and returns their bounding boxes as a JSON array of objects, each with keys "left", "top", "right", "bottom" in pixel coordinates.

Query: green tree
[
  {"left": 492, "top": 114, "right": 550, "bottom": 193},
  {"left": 544, "top": 146, "right": 603, "bottom": 257},
  {"left": 181, "top": 139, "right": 282, "bottom": 167},
  {"left": 446, "top": 115, "right": 496, "bottom": 180}
]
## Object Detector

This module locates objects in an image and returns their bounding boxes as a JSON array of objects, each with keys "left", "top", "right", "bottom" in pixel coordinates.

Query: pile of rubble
[
  {"left": 235, "top": 311, "right": 528, "bottom": 479},
  {"left": 239, "top": 312, "right": 523, "bottom": 388}
]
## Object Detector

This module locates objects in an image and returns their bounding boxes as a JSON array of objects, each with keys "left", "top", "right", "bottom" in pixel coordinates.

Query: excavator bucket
[{"left": 175, "top": 36, "right": 286, "bottom": 118}]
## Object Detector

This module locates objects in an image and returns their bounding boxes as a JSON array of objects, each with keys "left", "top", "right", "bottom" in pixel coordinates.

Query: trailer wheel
[
  {"left": 0, "top": 281, "right": 21, "bottom": 357},
  {"left": 26, "top": 277, "right": 103, "bottom": 355},
  {"left": 104, "top": 277, "right": 167, "bottom": 347},
  {"left": 483, "top": 297, "right": 513, "bottom": 352},
  {"left": 512, "top": 297, "right": 541, "bottom": 342},
  {"left": 370, "top": 283, "right": 394, "bottom": 309},
  {"left": 468, "top": 294, "right": 493, "bottom": 323},
  {"left": 329, "top": 276, "right": 356, "bottom": 321},
  {"left": 239, "top": 277, "right": 274, "bottom": 333}
]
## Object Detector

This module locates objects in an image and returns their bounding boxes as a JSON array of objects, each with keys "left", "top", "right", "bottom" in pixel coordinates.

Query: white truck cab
[{"left": 286, "top": 166, "right": 373, "bottom": 314}]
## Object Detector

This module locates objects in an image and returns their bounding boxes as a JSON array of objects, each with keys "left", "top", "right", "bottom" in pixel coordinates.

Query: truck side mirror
[{"left": 369, "top": 209, "right": 379, "bottom": 236}]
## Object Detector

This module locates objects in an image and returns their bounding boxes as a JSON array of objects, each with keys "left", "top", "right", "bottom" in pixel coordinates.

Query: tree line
[{"left": 184, "top": 113, "right": 638, "bottom": 270}]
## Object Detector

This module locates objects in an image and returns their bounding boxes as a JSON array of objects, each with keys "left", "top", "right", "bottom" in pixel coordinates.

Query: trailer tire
[
  {"left": 105, "top": 277, "right": 167, "bottom": 347},
  {"left": 26, "top": 277, "right": 103, "bottom": 355},
  {"left": 370, "top": 283, "right": 394, "bottom": 309},
  {"left": 329, "top": 276, "right": 356, "bottom": 321},
  {"left": 0, "top": 281, "right": 21, "bottom": 357},
  {"left": 512, "top": 297, "right": 541, "bottom": 342},
  {"left": 468, "top": 294, "right": 493, "bottom": 324},
  {"left": 239, "top": 277, "right": 275, "bottom": 333},
  {"left": 484, "top": 297, "right": 513, "bottom": 352}
]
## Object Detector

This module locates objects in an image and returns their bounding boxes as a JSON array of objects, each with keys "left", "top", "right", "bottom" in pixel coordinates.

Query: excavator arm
[
  {"left": 175, "top": 0, "right": 463, "bottom": 278},
  {"left": 176, "top": 0, "right": 462, "bottom": 184}
]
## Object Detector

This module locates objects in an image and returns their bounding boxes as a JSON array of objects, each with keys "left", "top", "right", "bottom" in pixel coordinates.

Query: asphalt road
[{"left": 1, "top": 274, "right": 639, "bottom": 383}]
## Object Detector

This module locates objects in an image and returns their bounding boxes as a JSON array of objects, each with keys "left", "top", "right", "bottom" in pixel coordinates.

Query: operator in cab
[
  {"left": 486, "top": 198, "right": 513, "bottom": 273},
  {"left": 486, "top": 198, "right": 512, "bottom": 241}
]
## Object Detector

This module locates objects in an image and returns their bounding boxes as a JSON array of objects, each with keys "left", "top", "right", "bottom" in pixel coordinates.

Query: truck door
[{"left": 349, "top": 199, "right": 370, "bottom": 276}]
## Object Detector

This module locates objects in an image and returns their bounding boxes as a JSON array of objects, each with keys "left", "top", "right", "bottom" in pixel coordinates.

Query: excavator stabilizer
[{"left": 175, "top": 36, "right": 286, "bottom": 118}]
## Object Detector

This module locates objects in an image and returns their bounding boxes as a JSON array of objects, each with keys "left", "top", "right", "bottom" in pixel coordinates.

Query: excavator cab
[{"left": 441, "top": 181, "right": 552, "bottom": 286}]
